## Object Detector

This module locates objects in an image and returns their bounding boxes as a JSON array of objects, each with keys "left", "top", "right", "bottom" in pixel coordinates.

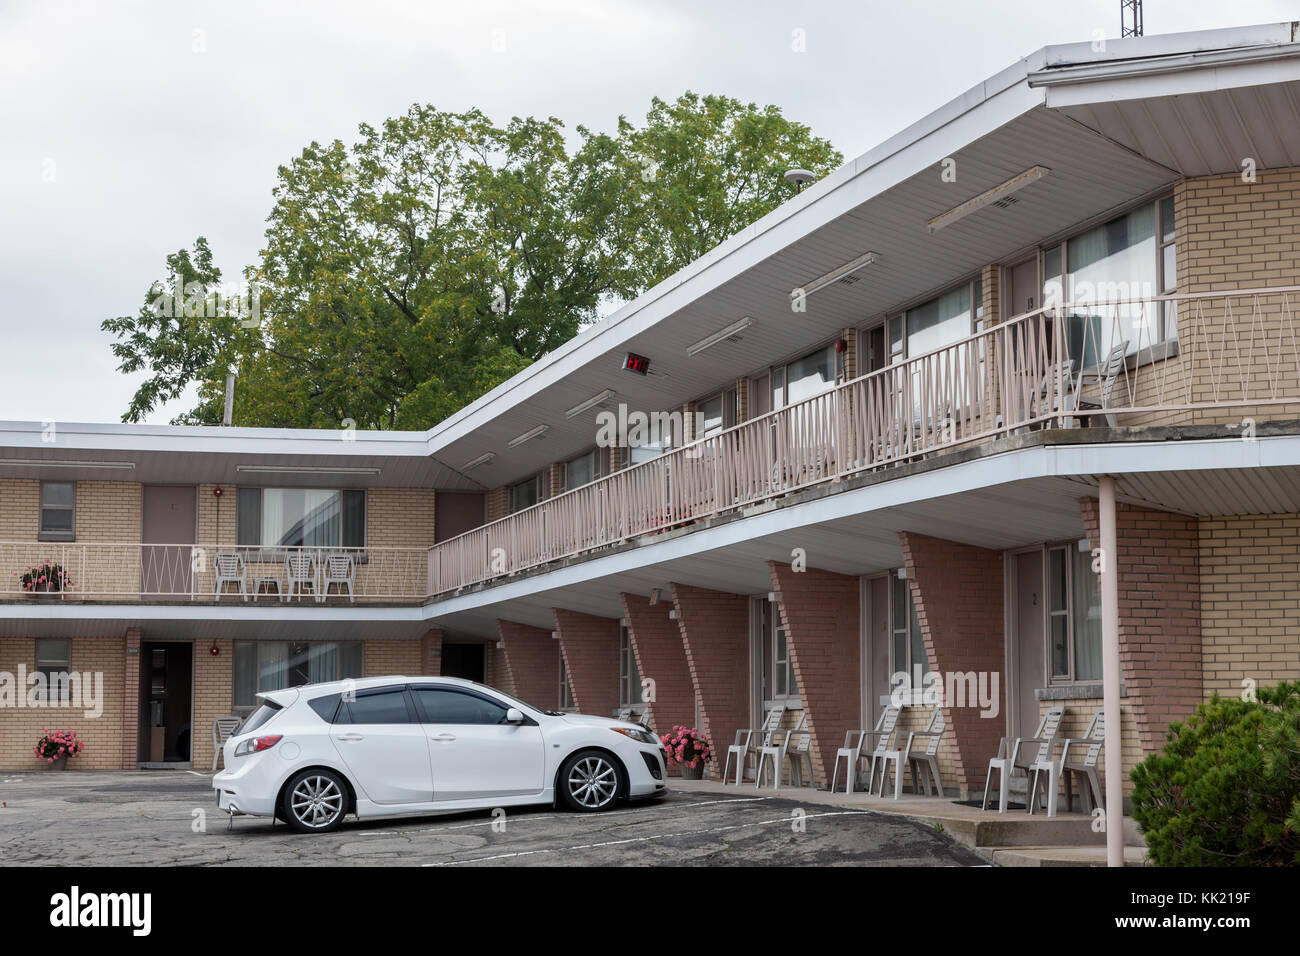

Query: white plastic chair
[
  {"left": 723, "top": 705, "right": 785, "bottom": 785},
  {"left": 783, "top": 731, "right": 815, "bottom": 788},
  {"left": 284, "top": 552, "right": 318, "bottom": 602},
  {"left": 831, "top": 707, "right": 891, "bottom": 794},
  {"left": 860, "top": 706, "right": 901, "bottom": 794},
  {"left": 1031, "top": 706, "right": 1106, "bottom": 816},
  {"left": 322, "top": 553, "right": 355, "bottom": 602},
  {"left": 212, "top": 716, "right": 242, "bottom": 770},
  {"left": 213, "top": 552, "right": 247, "bottom": 601},
  {"left": 877, "top": 706, "right": 944, "bottom": 800},
  {"left": 982, "top": 705, "right": 1064, "bottom": 813},
  {"left": 755, "top": 711, "right": 807, "bottom": 790},
  {"left": 906, "top": 708, "right": 948, "bottom": 797},
  {"left": 722, "top": 729, "right": 753, "bottom": 786}
]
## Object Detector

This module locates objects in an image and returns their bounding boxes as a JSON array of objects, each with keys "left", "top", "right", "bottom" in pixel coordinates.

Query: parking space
[{"left": 0, "top": 771, "right": 984, "bottom": 866}]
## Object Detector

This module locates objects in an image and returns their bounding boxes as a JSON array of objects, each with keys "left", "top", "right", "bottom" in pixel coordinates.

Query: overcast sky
[{"left": 3, "top": 0, "right": 1296, "bottom": 425}]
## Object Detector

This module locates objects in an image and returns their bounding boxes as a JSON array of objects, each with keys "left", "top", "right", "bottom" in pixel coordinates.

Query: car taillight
[{"left": 234, "top": 735, "right": 282, "bottom": 756}]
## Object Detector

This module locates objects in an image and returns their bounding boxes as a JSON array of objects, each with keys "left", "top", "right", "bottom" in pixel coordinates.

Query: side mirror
[{"left": 505, "top": 708, "right": 525, "bottom": 724}]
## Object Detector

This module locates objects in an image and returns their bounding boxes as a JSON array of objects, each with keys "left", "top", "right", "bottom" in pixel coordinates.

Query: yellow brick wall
[
  {"left": 0, "top": 635, "right": 126, "bottom": 771},
  {"left": 1200, "top": 514, "right": 1300, "bottom": 698},
  {"left": 364, "top": 639, "right": 423, "bottom": 678},
  {"left": 1036, "top": 697, "right": 1142, "bottom": 800},
  {"left": 192, "top": 638, "right": 232, "bottom": 771}
]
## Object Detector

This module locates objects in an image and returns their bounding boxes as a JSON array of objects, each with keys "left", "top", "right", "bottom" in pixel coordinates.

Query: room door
[
  {"left": 142, "top": 486, "right": 196, "bottom": 597},
  {"left": 1014, "top": 551, "right": 1046, "bottom": 739}
]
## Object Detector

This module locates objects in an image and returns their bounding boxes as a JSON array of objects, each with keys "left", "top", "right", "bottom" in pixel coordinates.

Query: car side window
[
  {"left": 336, "top": 689, "right": 413, "bottom": 725},
  {"left": 413, "top": 687, "right": 509, "bottom": 725}
]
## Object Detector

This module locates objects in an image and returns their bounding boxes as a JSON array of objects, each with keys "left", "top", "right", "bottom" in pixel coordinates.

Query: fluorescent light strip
[
  {"left": 565, "top": 389, "right": 616, "bottom": 419},
  {"left": 794, "top": 251, "right": 879, "bottom": 300},
  {"left": 462, "top": 453, "right": 496, "bottom": 469},
  {"left": 507, "top": 425, "right": 549, "bottom": 448},
  {"left": 234, "top": 465, "right": 382, "bottom": 476},
  {"left": 686, "top": 316, "right": 754, "bottom": 357},
  {"left": 0, "top": 459, "right": 135, "bottom": 470},
  {"left": 927, "top": 165, "right": 1050, "bottom": 233}
]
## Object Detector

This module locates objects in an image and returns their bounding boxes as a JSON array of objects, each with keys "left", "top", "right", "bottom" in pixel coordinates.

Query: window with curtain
[
  {"left": 558, "top": 655, "right": 575, "bottom": 710},
  {"left": 892, "top": 574, "right": 928, "bottom": 683},
  {"left": 39, "top": 482, "right": 76, "bottom": 541},
  {"left": 759, "top": 600, "right": 798, "bottom": 703},
  {"left": 774, "top": 345, "right": 836, "bottom": 408},
  {"left": 232, "top": 640, "right": 363, "bottom": 709},
  {"left": 237, "top": 488, "right": 364, "bottom": 548},
  {"left": 1046, "top": 544, "right": 1102, "bottom": 683},
  {"left": 564, "top": 451, "right": 597, "bottom": 491},
  {"left": 618, "top": 626, "right": 642, "bottom": 707},
  {"left": 510, "top": 476, "right": 540, "bottom": 513}
]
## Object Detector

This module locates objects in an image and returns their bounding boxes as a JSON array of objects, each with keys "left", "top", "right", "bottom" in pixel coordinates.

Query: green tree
[{"left": 105, "top": 95, "right": 841, "bottom": 428}]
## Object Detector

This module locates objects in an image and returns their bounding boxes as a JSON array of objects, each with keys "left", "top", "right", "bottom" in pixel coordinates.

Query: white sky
[{"left": 2, "top": 0, "right": 1297, "bottom": 425}]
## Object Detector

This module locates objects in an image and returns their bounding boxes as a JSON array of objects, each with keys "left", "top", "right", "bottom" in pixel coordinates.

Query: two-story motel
[{"left": 4, "top": 24, "right": 1300, "bottom": 851}]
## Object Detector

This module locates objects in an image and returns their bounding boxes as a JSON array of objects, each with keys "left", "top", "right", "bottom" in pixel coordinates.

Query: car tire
[
  {"left": 558, "top": 749, "right": 624, "bottom": 812},
  {"left": 280, "top": 769, "right": 348, "bottom": 833}
]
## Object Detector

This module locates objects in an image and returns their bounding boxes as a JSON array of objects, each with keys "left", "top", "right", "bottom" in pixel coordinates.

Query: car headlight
[{"left": 610, "top": 726, "right": 656, "bottom": 746}]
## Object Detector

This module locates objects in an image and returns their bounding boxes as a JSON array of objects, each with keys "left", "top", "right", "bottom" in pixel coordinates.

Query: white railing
[
  {"left": 429, "top": 286, "right": 1300, "bottom": 594},
  {"left": 1, "top": 543, "right": 431, "bottom": 602}
]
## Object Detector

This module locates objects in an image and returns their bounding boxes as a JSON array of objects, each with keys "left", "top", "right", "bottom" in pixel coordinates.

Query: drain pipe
[
  {"left": 223, "top": 374, "right": 236, "bottom": 426},
  {"left": 1099, "top": 476, "right": 1123, "bottom": 867}
]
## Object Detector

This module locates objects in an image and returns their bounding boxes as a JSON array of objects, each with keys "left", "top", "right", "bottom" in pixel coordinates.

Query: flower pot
[
  {"left": 47, "top": 755, "right": 68, "bottom": 771},
  {"left": 677, "top": 762, "right": 705, "bottom": 780}
]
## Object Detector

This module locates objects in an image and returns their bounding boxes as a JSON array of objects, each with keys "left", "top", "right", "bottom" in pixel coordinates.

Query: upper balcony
[{"left": 428, "top": 286, "right": 1300, "bottom": 596}]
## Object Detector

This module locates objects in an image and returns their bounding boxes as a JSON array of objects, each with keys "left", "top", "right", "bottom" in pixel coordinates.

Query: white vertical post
[{"left": 1099, "top": 476, "right": 1124, "bottom": 868}]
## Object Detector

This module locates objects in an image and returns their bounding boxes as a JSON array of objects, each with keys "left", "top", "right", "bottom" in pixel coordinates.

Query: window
[
  {"left": 232, "top": 641, "right": 363, "bottom": 709},
  {"left": 758, "top": 600, "right": 798, "bottom": 703},
  {"left": 510, "top": 476, "right": 540, "bottom": 513},
  {"left": 413, "top": 686, "right": 510, "bottom": 724},
  {"left": 696, "top": 394, "right": 725, "bottom": 438},
  {"left": 39, "top": 482, "right": 75, "bottom": 541},
  {"left": 773, "top": 345, "right": 836, "bottom": 408},
  {"left": 1043, "top": 197, "right": 1175, "bottom": 363},
  {"left": 336, "top": 689, "right": 414, "bottom": 725},
  {"left": 1046, "top": 544, "right": 1102, "bottom": 682},
  {"left": 619, "top": 626, "right": 642, "bottom": 707},
  {"left": 35, "top": 638, "right": 71, "bottom": 703},
  {"left": 237, "top": 488, "right": 364, "bottom": 548},
  {"left": 564, "top": 450, "right": 598, "bottom": 492},
  {"left": 891, "top": 574, "right": 928, "bottom": 682},
  {"left": 887, "top": 278, "right": 983, "bottom": 362},
  {"left": 558, "top": 655, "right": 575, "bottom": 710}
]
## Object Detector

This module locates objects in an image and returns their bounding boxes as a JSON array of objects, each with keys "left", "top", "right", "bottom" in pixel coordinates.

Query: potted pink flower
[
  {"left": 34, "top": 729, "right": 84, "bottom": 769},
  {"left": 17, "top": 560, "right": 74, "bottom": 597},
  {"left": 661, "top": 725, "right": 711, "bottom": 779}
]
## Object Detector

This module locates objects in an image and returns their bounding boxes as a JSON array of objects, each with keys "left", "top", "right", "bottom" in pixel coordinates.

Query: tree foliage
[
  {"left": 103, "top": 94, "right": 841, "bottom": 427},
  {"left": 1130, "top": 681, "right": 1300, "bottom": 866}
]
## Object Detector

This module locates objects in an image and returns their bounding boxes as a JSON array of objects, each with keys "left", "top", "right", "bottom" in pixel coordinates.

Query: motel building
[{"left": 4, "top": 23, "right": 1300, "bottom": 862}]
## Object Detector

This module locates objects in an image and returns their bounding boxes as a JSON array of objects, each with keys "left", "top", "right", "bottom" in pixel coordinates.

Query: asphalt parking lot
[{"left": 0, "top": 771, "right": 984, "bottom": 866}]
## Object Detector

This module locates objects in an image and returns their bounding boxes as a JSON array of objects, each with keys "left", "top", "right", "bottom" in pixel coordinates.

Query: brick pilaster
[
  {"left": 671, "top": 583, "right": 749, "bottom": 781},
  {"left": 553, "top": 609, "right": 620, "bottom": 718},
  {"left": 620, "top": 593, "right": 695, "bottom": 743},
  {"left": 497, "top": 620, "right": 559, "bottom": 711},
  {"left": 122, "top": 628, "right": 141, "bottom": 770},
  {"left": 421, "top": 628, "right": 444, "bottom": 676}
]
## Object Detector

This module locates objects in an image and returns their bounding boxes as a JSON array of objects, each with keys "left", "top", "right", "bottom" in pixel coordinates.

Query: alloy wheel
[
  {"left": 567, "top": 756, "right": 618, "bottom": 808},
  {"left": 290, "top": 774, "right": 344, "bottom": 829}
]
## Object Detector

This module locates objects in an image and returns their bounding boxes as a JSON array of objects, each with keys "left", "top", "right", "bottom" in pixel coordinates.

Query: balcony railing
[
  {"left": 2, "top": 543, "right": 431, "bottom": 603},
  {"left": 429, "top": 286, "right": 1300, "bottom": 594}
]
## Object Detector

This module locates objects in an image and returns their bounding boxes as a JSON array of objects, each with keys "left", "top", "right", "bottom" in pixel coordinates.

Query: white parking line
[
  {"left": 355, "top": 795, "right": 771, "bottom": 836},
  {"left": 422, "top": 810, "right": 868, "bottom": 865}
]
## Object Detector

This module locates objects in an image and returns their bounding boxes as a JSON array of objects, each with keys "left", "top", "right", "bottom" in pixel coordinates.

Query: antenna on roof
[
  {"left": 784, "top": 169, "right": 815, "bottom": 192},
  {"left": 1121, "top": 0, "right": 1143, "bottom": 37}
]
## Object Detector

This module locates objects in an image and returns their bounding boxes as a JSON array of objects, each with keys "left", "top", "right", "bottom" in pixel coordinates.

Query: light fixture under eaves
[
  {"left": 463, "top": 452, "right": 496, "bottom": 469},
  {"left": 508, "top": 425, "right": 549, "bottom": 448},
  {"left": 927, "top": 165, "right": 1050, "bottom": 233},
  {"left": 234, "top": 464, "right": 382, "bottom": 476},
  {"left": 686, "top": 317, "right": 754, "bottom": 357},
  {"left": 565, "top": 389, "right": 615, "bottom": 419},
  {"left": 793, "top": 251, "right": 879, "bottom": 300},
  {"left": 0, "top": 458, "right": 135, "bottom": 470}
]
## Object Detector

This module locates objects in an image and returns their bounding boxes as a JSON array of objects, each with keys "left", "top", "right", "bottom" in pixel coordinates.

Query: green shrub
[{"left": 1131, "top": 681, "right": 1300, "bottom": 866}]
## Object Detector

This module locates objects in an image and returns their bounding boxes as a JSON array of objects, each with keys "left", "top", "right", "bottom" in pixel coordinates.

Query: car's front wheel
[
  {"left": 558, "top": 749, "right": 624, "bottom": 812},
  {"left": 281, "top": 769, "right": 348, "bottom": 833}
]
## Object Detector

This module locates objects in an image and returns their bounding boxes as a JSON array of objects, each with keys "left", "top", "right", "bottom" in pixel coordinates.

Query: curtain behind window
[{"left": 1072, "top": 553, "right": 1102, "bottom": 681}]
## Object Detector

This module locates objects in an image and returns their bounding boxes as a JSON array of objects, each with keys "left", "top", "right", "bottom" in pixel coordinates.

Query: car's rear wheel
[
  {"left": 558, "top": 750, "right": 623, "bottom": 812},
  {"left": 281, "top": 769, "right": 347, "bottom": 833}
]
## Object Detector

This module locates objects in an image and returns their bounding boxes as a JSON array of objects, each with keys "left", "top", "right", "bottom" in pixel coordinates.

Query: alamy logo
[
  {"left": 0, "top": 667, "right": 104, "bottom": 718},
  {"left": 49, "top": 886, "right": 151, "bottom": 936}
]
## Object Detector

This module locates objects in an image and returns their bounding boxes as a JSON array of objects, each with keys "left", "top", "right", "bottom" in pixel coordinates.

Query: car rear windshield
[{"left": 239, "top": 701, "right": 282, "bottom": 735}]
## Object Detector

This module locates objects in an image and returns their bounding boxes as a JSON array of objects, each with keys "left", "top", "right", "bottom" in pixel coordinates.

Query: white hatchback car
[{"left": 213, "top": 676, "right": 667, "bottom": 833}]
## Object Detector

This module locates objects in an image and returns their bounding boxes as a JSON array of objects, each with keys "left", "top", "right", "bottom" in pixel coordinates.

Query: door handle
[
  {"left": 429, "top": 733, "right": 457, "bottom": 743},
  {"left": 336, "top": 733, "right": 364, "bottom": 742}
]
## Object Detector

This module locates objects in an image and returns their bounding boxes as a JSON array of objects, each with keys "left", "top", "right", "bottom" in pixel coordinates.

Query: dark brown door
[
  {"left": 1015, "top": 551, "right": 1045, "bottom": 738},
  {"left": 142, "top": 486, "right": 196, "bottom": 597},
  {"left": 441, "top": 643, "right": 485, "bottom": 682}
]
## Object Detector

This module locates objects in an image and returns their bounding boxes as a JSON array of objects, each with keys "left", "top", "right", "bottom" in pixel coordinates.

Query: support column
[
  {"left": 122, "top": 627, "right": 141, "bottom": 770},
  {"left": 671, "top": 583, "right": 749, "bottom": 781},
  {"left": 620, "top": 593, "right": 695, "bottom": 739},
  {"left": 1099, "top": 477, "right": 1123, "bottom": 868},
  {"left": 552, "top": 609, "right": 620, "bottom": 718},
  {"left": 768, "top": 562, "right": 860, "bottom": 785},
  {"left": 497, "top": 620, "right": 559, "bottom": 711},
  {"left": 420, "top": 628, "right": 443, "bottom": 676}
]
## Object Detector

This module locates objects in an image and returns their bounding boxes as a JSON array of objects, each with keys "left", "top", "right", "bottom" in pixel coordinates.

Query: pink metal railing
[
  {"left": 428, "top": 286, "right": 1300, "bottom": 595},
  {"left": 1, "top": 543, "right": 431, "bottom": 602}
]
